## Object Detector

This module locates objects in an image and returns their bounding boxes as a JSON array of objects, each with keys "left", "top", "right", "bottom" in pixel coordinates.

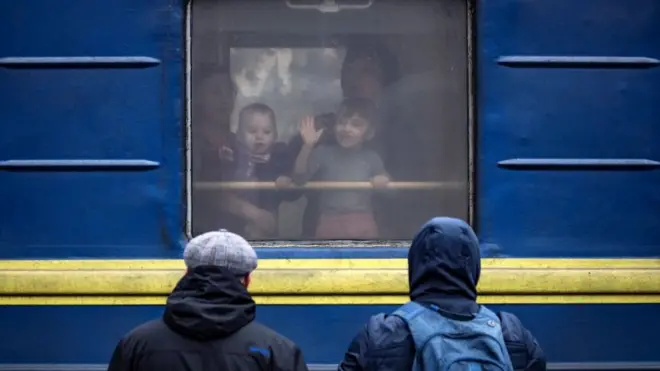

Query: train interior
[{"left": 190, "top": 0, "right": 470, "bottom": 240}]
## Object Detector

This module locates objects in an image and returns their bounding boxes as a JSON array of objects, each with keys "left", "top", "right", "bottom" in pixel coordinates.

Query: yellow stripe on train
[{"left": 0, "top": 259, "right": 658, "bottom": 304}]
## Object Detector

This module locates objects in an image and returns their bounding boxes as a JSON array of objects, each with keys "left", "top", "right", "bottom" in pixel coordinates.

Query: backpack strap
[
  {"left": 392, "top": 301, "right": 440, "bottom": 349},
  {"left": 392, "top": 301, "right": 427, "bottom": 320}
]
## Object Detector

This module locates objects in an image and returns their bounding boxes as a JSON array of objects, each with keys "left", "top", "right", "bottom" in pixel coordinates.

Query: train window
[{"left": 190, "top": 0, "right": 469, "bottom": 241}]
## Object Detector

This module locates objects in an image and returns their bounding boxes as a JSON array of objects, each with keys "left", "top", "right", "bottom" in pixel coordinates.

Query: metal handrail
[{"left": 194, "top": 181, "right": 464, "bottom": 190}]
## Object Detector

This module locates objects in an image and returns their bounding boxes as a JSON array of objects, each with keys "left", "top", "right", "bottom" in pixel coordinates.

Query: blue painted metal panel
[
  {"left": 2, "top": 0, "right": 658, "bottom": 262},
  {"left": 0, "top": 0, "right": 184, "bottom": 258},
  {"left": 0, "top": 305, "right": 657, "bottom": 364},
  {"left": 477, "top": 0, "right": 660, "bottom": 257}
]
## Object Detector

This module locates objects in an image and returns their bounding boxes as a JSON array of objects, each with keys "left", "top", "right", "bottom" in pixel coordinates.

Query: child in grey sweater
[{"left": 292, "top": 98, "right": 390, "bottom": 239}]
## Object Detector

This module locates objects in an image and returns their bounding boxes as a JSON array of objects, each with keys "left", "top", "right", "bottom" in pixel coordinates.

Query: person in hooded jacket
[
  {"left": 337, "top": 217, "right": 546, "bottom": 371},
  {"left": 107, "top": 229, "right": 309, "bottom": 371}
]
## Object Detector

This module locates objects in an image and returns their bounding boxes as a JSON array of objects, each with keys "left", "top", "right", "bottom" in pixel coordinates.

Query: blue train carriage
[{"left": 1, "top": 0, "right": 659, "bottom": 369}]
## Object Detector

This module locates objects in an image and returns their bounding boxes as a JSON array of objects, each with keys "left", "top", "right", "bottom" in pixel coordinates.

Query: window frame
[{"left": 183, "top": 0, "right": 476, "bottom": 253}]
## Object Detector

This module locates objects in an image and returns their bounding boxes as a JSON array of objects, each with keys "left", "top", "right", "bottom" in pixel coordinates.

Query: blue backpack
[{"left": 392, "top": 301, "right": 514, "bottom": 371}]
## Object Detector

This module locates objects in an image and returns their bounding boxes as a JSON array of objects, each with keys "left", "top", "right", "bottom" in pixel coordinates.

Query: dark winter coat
[
  {"left": 337, "top": 217, "right": 546, "bottom": 371},
  {"left": 107, "top": 266, "right": 308, "bottom": 371}
]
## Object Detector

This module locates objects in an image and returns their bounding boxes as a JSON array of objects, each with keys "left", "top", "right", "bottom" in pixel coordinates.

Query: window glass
[{"left": 191, "top": 0, "right": 468, "bottom": 240}]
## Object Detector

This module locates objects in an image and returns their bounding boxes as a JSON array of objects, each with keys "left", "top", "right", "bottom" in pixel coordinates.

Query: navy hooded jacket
[{"left": 337, "top": 217, "right": 546, "bottom": 371}]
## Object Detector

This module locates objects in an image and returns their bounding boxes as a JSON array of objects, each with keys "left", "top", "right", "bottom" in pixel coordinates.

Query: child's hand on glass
[
  {"left": 275, "top": 176, "right": 294, "bottom": 189},
  {"left": 299, "top": 116, "right": 324, "bottom": 146},
  {"left": 371, "top": 174, "right": 390, "bottom": 189},
  {"left": 218, "top": 145, "right": 234, "bottom": 161}
]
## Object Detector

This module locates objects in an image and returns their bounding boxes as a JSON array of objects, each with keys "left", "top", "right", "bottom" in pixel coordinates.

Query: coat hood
[
  {"left": 163, "top": 265, "right": 255, "bottom": 341},
  {"left": 408, "top": 217, "right": 481, "bottom": 318}
]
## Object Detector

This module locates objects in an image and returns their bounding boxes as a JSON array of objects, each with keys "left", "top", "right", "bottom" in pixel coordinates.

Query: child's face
[
  {"left": 335, "top": 114, "right": 372, "bottom": 149},
  {"left": 239, "top": 113, "right": 276, "bottom": 154}
]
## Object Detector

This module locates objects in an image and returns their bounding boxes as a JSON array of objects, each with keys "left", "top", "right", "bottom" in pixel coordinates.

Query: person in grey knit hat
[
  {"left": 108, "top": 229, "right": 308, "bottom": 371},
  {"left": 183, "top": 228, "right": 258, "bottom": 278}
]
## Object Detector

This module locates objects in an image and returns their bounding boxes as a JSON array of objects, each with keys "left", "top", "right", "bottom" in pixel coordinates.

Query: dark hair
[
  {"left": 336, "top": 98, "right": 378, "bottom": 129},
  {"left": 237, "top": 103, "right": 277, "bottom": 133},
  {"left": 194, "top": 65, "right": 237, "bottom": 100},
  {"left": 340, "top": 41, "right": 400, "bottom": 95}
]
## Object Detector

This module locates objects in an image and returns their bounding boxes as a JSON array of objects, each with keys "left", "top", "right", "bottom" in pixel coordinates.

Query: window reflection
[{"left": 191, "top": 0, "right": 468, "bottom": 241}]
